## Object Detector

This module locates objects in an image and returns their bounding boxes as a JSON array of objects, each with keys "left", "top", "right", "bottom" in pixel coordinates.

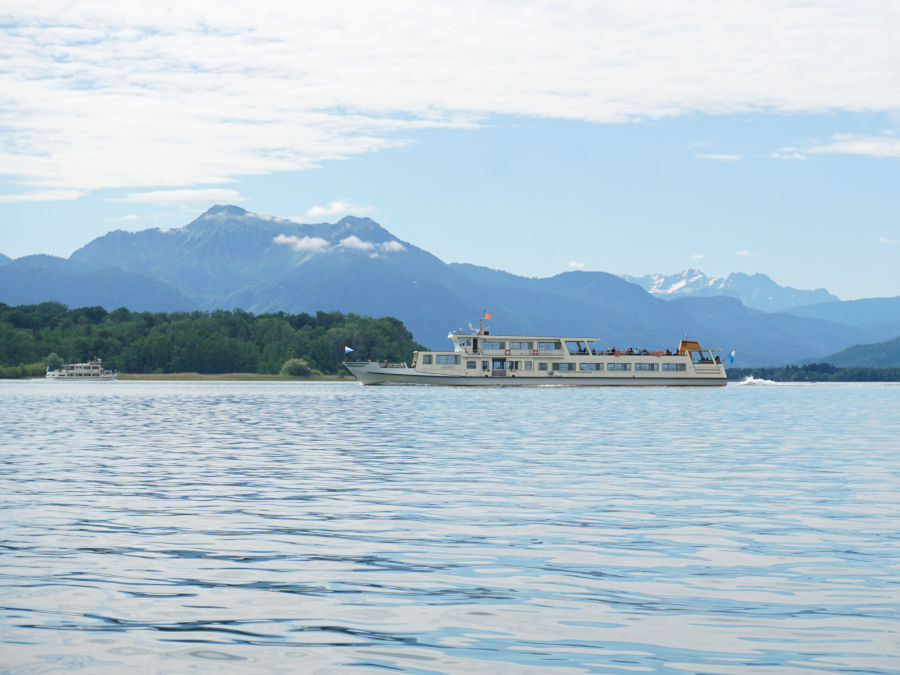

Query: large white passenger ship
[{"left": 345, "top": 327, "right": 727, "bottom": 386}]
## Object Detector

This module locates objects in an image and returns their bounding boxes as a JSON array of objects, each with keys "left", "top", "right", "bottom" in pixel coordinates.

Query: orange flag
[{"left": 483, "top": 312, "right": 491, "bottom": 320}]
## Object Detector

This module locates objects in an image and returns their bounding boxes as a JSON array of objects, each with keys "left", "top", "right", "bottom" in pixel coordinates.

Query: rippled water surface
[{"left": 2, "top": 380, "right": 900, "bottom": 674}]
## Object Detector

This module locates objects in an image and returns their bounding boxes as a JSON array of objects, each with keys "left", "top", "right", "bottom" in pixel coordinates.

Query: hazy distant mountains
[
  {"left": 1, "top": 205, "right": 898, "bottom": 366},
  {"left": 622, "top": 268, "right": 838, "bottom": 312},
  {"left": 0, "top": 254, "right": 194, "bottom": 312},
  {"left": 820, "top": 335, "right": 900, "bottom": 368}
]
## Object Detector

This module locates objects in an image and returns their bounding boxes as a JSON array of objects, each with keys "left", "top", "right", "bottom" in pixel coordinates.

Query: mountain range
[
  {"left": 621, "top": 268, "right": 838, "bottom": 311},
  {"left": 2, "top": 205, "right": 898, "bottom": 366}
]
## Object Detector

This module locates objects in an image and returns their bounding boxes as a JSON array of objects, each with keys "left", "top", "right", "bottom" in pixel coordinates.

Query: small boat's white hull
[
  {"left": 344, "top": 362, "right": 726, "bottom": 386},
  {"left": 45, "top": 358, "right": 117, "bottom": 381}
]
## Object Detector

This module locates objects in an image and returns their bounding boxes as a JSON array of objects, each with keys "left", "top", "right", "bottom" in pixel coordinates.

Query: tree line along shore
[
  {"left": 0, "top": 302, "right": 424, "bottom": 379},
  {"left": 727, "top": 364, "right": 900, "bottom": 382},
  {"left": 2, "top": 302, "right": 899, "bottom": 381}
]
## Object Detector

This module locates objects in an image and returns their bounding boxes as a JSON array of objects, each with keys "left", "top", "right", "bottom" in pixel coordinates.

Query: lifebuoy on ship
[
  {"left": 504, "top": 349, "right": 511, "bottom": 355},
  {"left": 532, "top": 349, "right": 538, "bottom": 355}
]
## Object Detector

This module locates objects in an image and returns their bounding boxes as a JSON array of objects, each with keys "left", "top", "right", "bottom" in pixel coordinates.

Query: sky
[{"left": 1, "top": 1, "right": 899, "bottom": 300}]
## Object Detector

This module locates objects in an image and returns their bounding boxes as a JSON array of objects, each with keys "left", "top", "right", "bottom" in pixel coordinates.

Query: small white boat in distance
[
  {"left": 46, "top": 358, "right": 117, "bottom": 381},
  {"left": 345, "top": 329, "right": 727, "bottom": 386}
]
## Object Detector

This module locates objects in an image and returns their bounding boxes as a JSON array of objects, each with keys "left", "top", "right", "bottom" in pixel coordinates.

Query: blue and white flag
[
  {"left": 344, "top": 346, "right": 354, "bottom": 354},
  {"left": 728, "top": 350, "right": 735, "bottom": 365}
]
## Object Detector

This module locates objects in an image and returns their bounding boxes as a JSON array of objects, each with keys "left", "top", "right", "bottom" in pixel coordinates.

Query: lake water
[{"left": 2, "top": 380, "right": 900, "bottom": 674}]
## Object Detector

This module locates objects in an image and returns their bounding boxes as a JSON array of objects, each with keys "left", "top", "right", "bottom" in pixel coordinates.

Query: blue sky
[{"left": 1, "top": 1, "right": 899, "bottom": 300}]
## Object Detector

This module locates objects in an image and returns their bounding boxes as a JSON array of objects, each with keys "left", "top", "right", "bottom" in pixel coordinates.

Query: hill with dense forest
[
  {"left": 817, "top": 335, "right": 900, "bottom": 368},
  {"left": 0, "top": 302, "right": 424, "bottom": 378}
]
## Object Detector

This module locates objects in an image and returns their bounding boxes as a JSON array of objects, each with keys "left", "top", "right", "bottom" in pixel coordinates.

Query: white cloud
[
  {"left": 878, "top": 236, "right": 898, "bottom": 244},
  {"left": 380, "top": 240, "right": 406, "bottom": 252},
  {"left": 735, "top": 249, "right": 751, "bottom": 256},
  {"left": 771, "top": 150, "right": 808, "bottom": 160},
  {"left": 804, "top": 133, "right": 900, "bottom": 159},
  {"left": 273, "top": 234, "right": 330, "bottom": 252},
  {"left": 567, "top": 261, "right": 585, "bottom": 269},
  {"left": 2, "top": 2, "right": 899, "bottom": 193},
  {"left": 304, "top": 199, "right": 374, "bottom": 220},
  {"left": 695, "top": 153, "right": 740, "bottom": 161},
  {"left": 338, "top": 235, "right": 376, "bottom": 251},
  {"left": 0, "top": 189, "right": 83, "bottom": 203},
  {"left": 691, "top": 253, "right": 705, "bottom": 260},
  {"left": 109, "top": 188, "right": 244, "bottom": 208},
  {"left": 106, "top": 213, "right": 140, "bottom": 222}
]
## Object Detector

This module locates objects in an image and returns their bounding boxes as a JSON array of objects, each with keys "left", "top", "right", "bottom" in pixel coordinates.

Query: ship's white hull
[{"left": 344, "top": 362, "right": 726, "bottom": 386}]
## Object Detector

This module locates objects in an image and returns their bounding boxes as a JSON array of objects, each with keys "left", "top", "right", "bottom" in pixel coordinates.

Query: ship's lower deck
[{"left": 344, "top": 363, "right": 726, "bottom": 386}]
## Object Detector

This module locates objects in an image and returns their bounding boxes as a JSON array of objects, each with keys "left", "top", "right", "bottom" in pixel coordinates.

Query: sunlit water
[{"left": 2, "top": 380, "right": 899, "bottom": 674}]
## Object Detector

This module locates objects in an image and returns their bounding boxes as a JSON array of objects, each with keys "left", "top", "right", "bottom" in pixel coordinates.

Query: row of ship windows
[
  {"left": 457, "top": 339, "right": 561, "bottom": 351},
  {"left": 422, "top": 355, "right": 687, "bottom": 372}
]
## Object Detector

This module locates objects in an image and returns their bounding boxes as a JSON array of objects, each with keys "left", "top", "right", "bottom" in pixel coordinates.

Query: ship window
[
  {"left": 436, "top": 355, "right": 460, "bottom": 365},
  {"left": 538, "top": 362, "right": 548, "bottom": 371},
  {"left": 508, "top": 341, "right": 533, "bottom": 350},
  {"left": 635, "top": 363, "right": 660, "bottom": 371},
  {"left": 537, "top": 341, "right": 561, "bottom": 351},
  {"left": 524, "top": 361, "right": 533, "bottom": 371},
  {"left": 553, "top": 363, "right": 576, "bottom": 371},
  {"left": 422, "top": 355, "right": 433, "bottom": 365},
  {"left": 663, "top": 363, "right": 687, "bottom": 372},
  {"left": 579, "top": 363, "right": 600, "bottom": 371},
  {"left": 482, "top": 361, "right": 489, "bottom": 370},
  {"left": 482, "top": 341, "right": 504, "bottom": 350},
  {"left": 607, "top": 363, "right": 631, "bottom": 371},
  {"left": 458, "top": 338, "right": 472, "bottom": 346},
  {"left": 467, "top": 360, "right": 476, "bottom": 369}
]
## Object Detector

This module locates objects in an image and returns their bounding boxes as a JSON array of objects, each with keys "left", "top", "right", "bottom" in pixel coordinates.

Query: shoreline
[{"left": 116, "top": 373, "right": 356, "bottom": 382}]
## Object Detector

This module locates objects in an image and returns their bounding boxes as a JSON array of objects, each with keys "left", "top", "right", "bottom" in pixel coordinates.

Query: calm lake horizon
[{"left": 2, "top": 380, "right": 899, "bottom": 673}]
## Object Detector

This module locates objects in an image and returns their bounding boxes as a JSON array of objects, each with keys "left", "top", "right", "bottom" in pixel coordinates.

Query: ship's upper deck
[{"left": 441, "top": 331, "right": 719, "bottom": 362}]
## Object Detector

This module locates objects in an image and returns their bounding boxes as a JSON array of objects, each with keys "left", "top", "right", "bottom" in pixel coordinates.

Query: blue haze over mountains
[{"left": 1, "top": 205, "right": 898, "bottom": 367}]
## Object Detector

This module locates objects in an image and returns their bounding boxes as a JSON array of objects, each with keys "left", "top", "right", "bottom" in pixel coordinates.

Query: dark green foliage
[
  {"left": 728, "top": 363, "right": 900, "bottom": 382},
  {"left": 280, "top": 358, "right": 316, "bottom": 377},
  {"left": 0, "top": 302, "right": 424, "bottom": 377}
]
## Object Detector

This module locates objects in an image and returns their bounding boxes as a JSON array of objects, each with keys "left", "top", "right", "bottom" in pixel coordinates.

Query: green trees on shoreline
[
  {"left": 727, "top": 363, "right": 900, "bottom": 382},
  {"left": 0, "top": 302, "right": 424, "bottom": 377}
]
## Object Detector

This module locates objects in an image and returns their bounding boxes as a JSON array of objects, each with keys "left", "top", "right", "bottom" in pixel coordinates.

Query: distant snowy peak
[
  {"left": 622, "top": 268, "right": 838, "bottom": 312},
  {"left": 639, "top": 268, "right": 726, "bottom": 296}
]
